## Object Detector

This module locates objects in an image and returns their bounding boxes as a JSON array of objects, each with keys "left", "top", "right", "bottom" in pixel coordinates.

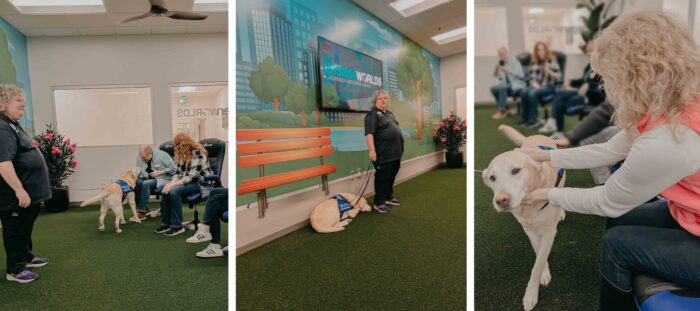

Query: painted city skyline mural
[
  {"left": 0, "top": 17, "right": 34, "bottom": 134},
  {"left": 236, "top": 0, "right": 442, "bottom": 204}
]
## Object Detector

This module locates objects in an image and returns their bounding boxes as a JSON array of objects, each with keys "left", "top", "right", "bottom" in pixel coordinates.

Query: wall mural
[
  {"left": 236, "top": 0, "right": 442, "bottom": 204},
  {"left": 0, "top": 17, "right": 33, "bottom": 135}
]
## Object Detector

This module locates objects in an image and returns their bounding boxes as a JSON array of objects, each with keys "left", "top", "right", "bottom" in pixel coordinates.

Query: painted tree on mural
[
  {"left": 395, "top": 39, "right": 434, "bottom": 140},
  {"left": 249, "top": 57, "right": 292, "bottom": 112},
  {"left": 0, "top": 30, "right": 17, "bottom": 84},
  {"left": 284, "top": 83, "right": 314, "bottom": 127},
  {"left": 321, "top": 84, "right": 339, "bottom": 123}
]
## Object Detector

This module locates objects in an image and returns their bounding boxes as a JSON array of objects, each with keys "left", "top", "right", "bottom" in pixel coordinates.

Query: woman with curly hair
[
  {"left": 155, "top": 133, "right": 212, "bottom": 236},
  {"left": 519, "top": 41, "right": 561, "bottom": 128},
  {"left": 521, "top": 10, "right": 700, "bottom": 310}
]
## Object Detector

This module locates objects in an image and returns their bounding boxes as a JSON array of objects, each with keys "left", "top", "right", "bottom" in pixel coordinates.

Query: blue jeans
[
  {"left": 520, "top": 85, "right": 555, "bottom": 124},
  {"left": 601, "top": 199, "right": 700, "bottom": 292},
  {"left": 135, "top": 178, "right": 157, "bottom": 212},
  {"left": 490, "top": 82, "right": 512, "bottom": 111},
  {"left": 202, "top": 188, "right": 228, "bottom": 244},
  {"left": 551, "top": 89, "right": 585, "bottom": 131},
  {"left": 160, "top": 183, "right": 200, "bottom": 229}
]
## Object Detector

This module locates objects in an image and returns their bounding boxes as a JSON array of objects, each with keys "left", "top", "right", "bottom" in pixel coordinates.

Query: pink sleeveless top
[{"left": 636, "top": 100, "right": 700, "bottom": 236}]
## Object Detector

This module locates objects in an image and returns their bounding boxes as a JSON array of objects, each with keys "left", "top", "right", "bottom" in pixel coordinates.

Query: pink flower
[
  {"left": 453, "top": 125, "right": 460, "bottom": 131},
  {"left": 432, "top": 132, "right": 438, "bottom": 138},
  {"left": 51, "top": 146, "right": 61, "bottom": 155},
  {"left": 462, "top": 119, "right": 466, "bottom": 124},
  {"left": 65, "top": 138, "right": 71, "bottom": 145},
  {"left": 439, "top": 121, "right": 445, "bottom": 128},
  {"left": 33, "top": 140, "right": 39, "bottom": 147},
  {"left": 69, "top": 146, "right": 77, "bottom": 154},
  {"left": 71, "top": 160, "right": 78, "bottom": 168},
  {"left": 440, "top": 137, "right": 447, "bottom": 143},
  {"left": 44, "top": 133, "right": 54, "bottom": 140},
  {"left": 449, "top": 116, "right": 455, "bottom": 122}
]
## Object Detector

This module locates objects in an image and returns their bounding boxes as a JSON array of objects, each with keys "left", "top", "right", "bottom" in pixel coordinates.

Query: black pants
[
  {"left": 0, "top": 203, "right": 40, "bottom": 274},
  {"left": 565, "top": 101, "right": 614, "bottom": 146},
  {"left": 373, "top": 160, "right": 401, "bottom": 205}
]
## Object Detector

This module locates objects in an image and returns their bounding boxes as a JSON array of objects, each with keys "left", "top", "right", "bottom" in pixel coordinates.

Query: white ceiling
[
  {"left": 352, "top": 0, "right": 466, "bottom": 58},
  {"left": 0, "top": 0, "right": 227, "bottom": 37}
]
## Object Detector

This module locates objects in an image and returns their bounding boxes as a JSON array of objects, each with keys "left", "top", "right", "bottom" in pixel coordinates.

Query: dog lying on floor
[
  {"left": 310, "top": 193, "right": 371, "bottom": 233},
  {"left": 80, "top": 167, "right": 141, "bottom": 233},
  {"left": 482, "top": 125, "right": 566, "bottom": 311}
]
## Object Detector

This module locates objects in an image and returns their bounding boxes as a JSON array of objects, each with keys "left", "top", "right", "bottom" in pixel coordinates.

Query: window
[
  {"left": 475, "top": 7, "right": 509, "bottom": 56},
  {"left": 54, "top": 87, "right": 153, "bottom": 147},
  {"left": 522, "top": 6, "right": 586, "bottom": 54},
  {"left": 170, "top": 84, "right": 228, "bottom": 141}
]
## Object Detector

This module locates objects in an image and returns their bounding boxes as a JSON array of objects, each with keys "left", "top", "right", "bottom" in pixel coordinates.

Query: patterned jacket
[{"left": 174, "top": 150, "right": 213, "bottom": 184}]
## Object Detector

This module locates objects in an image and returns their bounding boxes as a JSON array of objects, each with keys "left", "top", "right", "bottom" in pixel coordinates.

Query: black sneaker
[
  {"left": 164, "top": 227, "right": 185, "bottom": 236},
  {"left": 154, "top": 225, "right": 170, "bottom": 234}
]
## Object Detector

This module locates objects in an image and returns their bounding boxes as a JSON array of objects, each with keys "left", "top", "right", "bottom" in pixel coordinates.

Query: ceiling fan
[{"left": 122, "top": 0, "right": 208, "bottom": 23}]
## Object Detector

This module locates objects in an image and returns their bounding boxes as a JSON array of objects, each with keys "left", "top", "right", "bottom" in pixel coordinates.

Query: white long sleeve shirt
[{"left": 548, "top": 124, "right": 700, "bottom": 217}]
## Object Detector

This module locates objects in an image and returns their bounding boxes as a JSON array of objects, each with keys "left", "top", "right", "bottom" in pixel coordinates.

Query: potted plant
[
  {"left": 33, "top": 124, "right": 78, "bottom": 213},
  {"left": 433, "top": 112, "right": 466, "bottom": 168}
]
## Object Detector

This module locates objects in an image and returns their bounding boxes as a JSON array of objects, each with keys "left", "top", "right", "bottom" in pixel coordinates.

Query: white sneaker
[
  {"left": 222, "top": 246, "right": 228, "bottom": 256},
  {"left": 538, "top": 118, "right": 557, "bottom": 133},
  {"left": 186, "top": 230, "right": 212, "bottom": 243},
  {"left": 196, "top": 244, "right": 224, "bottom": 258},
  {"left": 149, "top": 208, "right": 161, "bottom": 218}
]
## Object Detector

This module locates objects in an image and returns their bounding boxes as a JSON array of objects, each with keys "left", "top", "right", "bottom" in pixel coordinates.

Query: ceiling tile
[
  {"left": 1, "top": 14, "right": 73, "bottom": 28},
  {"left": 0, "top": 2, "right": 20, "bottom": 15}
]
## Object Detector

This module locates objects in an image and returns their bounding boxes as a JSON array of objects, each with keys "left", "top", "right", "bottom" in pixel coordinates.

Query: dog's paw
[
  {"left": 120, "top": 220, "right": 126, "bottom": 225},
  {"left": 98, "top": 228, "right": 105, "bottom": 232},
  {"left": 540, "top": 266, "right": 551, "bottom": 286},
  {"left": 523, "top": 284, "right": 539, "bottom": 311},
  {"left": 116, "top": 229, "right": 122, "bottom": 234}
]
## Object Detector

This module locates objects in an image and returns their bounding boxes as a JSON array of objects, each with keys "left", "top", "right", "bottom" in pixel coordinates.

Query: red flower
[
  {"left": 453, "top": 125, "right": 460, "bottom": 131},
  {"left": 51, "top": 146, "right": 61, "bottom": 155},
  {"left": 33, "top": 140, "right": 39, "bottom": 147},
  {"left": 439, "top": 121, "right": 445, "bottom": 128},
  {"left": 449, "top": 116, "right": 455, "bottom": 122},
  {"left": 44, "top": 133, "right": 54, "bottom": 140},
  {"left": 432, "top": 132, "right": 438, "bottom": 138},
  {"left": 440, "top": 137, "right": 447, "bottom": 143},
  {"left": 72, "top": 160, "right": 78, "bottom": 168},
  {"left": 65, "top": 138, "right": 71, "bottom": 145},
  {"left": 69, "top": 146, "right": 77, "bottom": 154},
  {"left": 462, "top": 119, "right": 466, "bottom": 124}
]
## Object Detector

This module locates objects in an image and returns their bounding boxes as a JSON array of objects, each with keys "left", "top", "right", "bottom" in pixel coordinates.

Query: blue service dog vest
[
  {"left": 331, "top": 194, "right": 353, "bottom": 221},
  {"left": 116, "top": 180, "right": 133, "bottom": 202}
]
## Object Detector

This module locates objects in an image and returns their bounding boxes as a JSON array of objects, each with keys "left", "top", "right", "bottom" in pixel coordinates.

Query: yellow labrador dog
[
  {"left": 482, "top": 125, "right": 566, "bottom": 311},
  {"left": 80, "top": 167, "right": 141, "bottom": 233},
  {"left": 310, "top": 193, "right": 371, "bottom": 233}
]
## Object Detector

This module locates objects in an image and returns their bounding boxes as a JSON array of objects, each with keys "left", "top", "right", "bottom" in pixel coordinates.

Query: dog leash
[
  {"left": 536, "top": 146, "right": 565, "bottom": 211},
  {"left": 350, "top": 160, "right": 374, "bottom": 206}
]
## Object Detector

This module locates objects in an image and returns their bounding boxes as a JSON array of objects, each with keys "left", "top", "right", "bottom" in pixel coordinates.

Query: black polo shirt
[
  {"left": 364, "top": 108, "right": 404, "bottom": 163},
  {"left": 0, "top": 115, "right": 51, "bottom": 211}
]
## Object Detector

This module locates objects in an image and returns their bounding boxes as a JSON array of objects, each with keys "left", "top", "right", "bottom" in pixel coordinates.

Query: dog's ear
[
  {"left": 481, "top": 167, "right": 491, "bottom": 188},
  {"left": 526, "top": 158, "right": 544, "bottom": 190}
]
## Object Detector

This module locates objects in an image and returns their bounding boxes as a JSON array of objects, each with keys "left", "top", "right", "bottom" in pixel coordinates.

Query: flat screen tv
[{"left": 318, "top": 36, "right": 384, "bottom": 112}]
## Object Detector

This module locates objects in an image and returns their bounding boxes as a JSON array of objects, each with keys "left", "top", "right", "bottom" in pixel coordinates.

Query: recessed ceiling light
[
  {"left": 389, "top": 0, "right": 452, "bottom": 18},
  {"left": 528, "top": 7, "right": 545, "bottom": 15},
  {"left": 178, "top": 86, "right": 198, "bottom": 93},
  {"left": 193, "top": 0, "right": 228, "bottom": 12},
  {"left": 431, "top": 26, "right": 466, "bottom": 45},
  {"left": 9, "top": 0, "right": 106, "bottom": 15}
]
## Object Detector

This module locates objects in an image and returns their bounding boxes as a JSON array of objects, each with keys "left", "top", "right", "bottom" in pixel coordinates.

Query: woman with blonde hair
[
  {"left": 156, "top": 133, "right": 212, "bottom": 236},
  {"left": 520, "top": 10, "right": 700, "bottom": 310},
  {"left": 519, "top": 41, "right": 561, "bottom": 128}
]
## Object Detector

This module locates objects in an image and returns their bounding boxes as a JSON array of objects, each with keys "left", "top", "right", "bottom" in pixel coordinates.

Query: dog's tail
[
  {"left": 498, "top": 124, "right": 526, "bottom": 146},
  {"left": 80, "top": 192, "right": 108, "bottom": 207}
]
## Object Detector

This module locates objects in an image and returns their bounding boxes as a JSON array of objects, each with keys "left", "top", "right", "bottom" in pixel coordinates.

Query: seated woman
[
  {"left": 186, "top": 187, "right": 228, "bottom": 258},
  {"left": 519, "top": 41, "right": 561, "bottom": 128},
  {"left": 522, "top": 10, "right": 700, "bottom": 310},
  {"left": 540, "top": 40, "right": 603, "bottom": 135},
  {"left": 155, "top": 133, "right": 212, "bottom": 236}
]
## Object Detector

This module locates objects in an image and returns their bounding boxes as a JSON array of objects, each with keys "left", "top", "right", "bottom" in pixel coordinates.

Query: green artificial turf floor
[
  {"left": 0, "top": 203, "right": 228, "bottom": 310},
  {"left": 237, "top": 167, "right": 466, "bottom": 310},
  {"left": 474, "top": 105, "right": 607, "bottom": 310}
]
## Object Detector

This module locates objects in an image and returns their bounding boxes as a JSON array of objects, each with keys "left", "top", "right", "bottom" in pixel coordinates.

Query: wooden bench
[{"left": 237, "top": 128, "right": 336, "bottom": 218}]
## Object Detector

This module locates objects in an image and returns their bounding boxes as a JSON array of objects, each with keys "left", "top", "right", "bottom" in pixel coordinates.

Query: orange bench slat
[
  {"left": 237, "top": 128, "right": 331, "bottom": 141},
  {"left": 238, "top": 146, "right": 333, "bottom": 167},
  {"left": 237, "top": 164, "right": 336, "bottom": 195},
  {"left": 238, "top": 138, "right": 332, "bottom": 154}
]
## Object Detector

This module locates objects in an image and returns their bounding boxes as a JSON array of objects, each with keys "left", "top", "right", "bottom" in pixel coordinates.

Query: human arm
[
  {"left": 0, "top": 162, "right": 30, "bottom": 208},
  {"left": 519, "top": 130, "right": 632, "bottom": 169},
  {"left": 364, "top": 113, "right": 378, "bottom": 162},
  {"left": 366, "top": 134, "right": 377, "bottom": 162}
]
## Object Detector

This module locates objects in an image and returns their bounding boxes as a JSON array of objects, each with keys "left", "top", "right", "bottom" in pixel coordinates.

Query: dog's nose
[{"left": 495, "top": 193, "right": 510, "bottom": 208}]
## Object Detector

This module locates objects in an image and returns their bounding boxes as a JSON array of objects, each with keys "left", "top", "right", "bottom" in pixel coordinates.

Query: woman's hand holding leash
[{"left": 369, "top": 150, "right": 377, "bottom": 162}]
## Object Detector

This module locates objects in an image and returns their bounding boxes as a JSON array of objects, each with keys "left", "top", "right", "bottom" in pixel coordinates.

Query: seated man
[
  {"left": 186, "top": 188, "right": 228, "bottom": 258},
  {"left": 131, "top": 144, "right": 176, "bottom": 221},
  {"left": 490, "top": 47, "right": 525, "bottom": 119}
]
